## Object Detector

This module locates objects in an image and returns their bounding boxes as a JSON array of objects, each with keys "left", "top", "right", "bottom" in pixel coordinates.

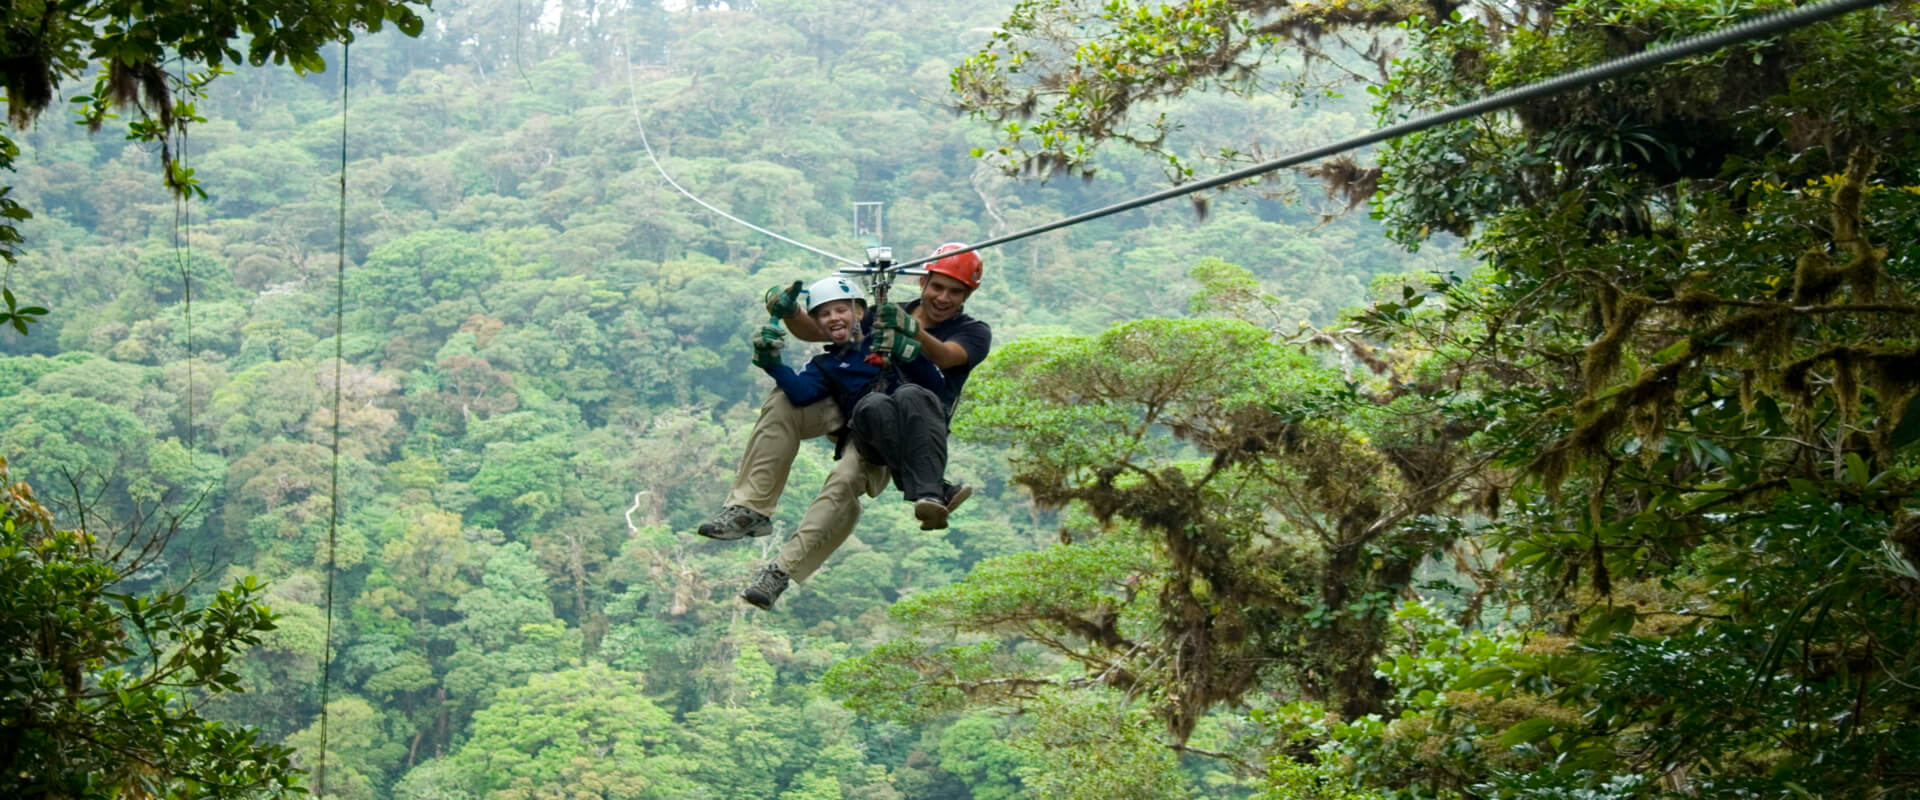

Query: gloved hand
[
  {"left": 874, "top": 302, "right": 922, "bottom": 339},
  {"left": 764, "top": 280, "right": 804, "bottom": 320},
  {"left": 751, "top": 324, "right": 786, "bottom": 369},
  {"left": 872, "top": 324, "right": 922, "bottom": 364}
]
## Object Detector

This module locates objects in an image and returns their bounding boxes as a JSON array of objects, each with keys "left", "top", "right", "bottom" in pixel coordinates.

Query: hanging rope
[
  {"left": 170, "top": 54, "right": 194, "bottom": 457},
  {"left": 317, "top": 38, "right": 350, "bottom": 800},
  {"left": 512, "top": 0, "right": 535, "bottom": 90},
  {"left": 882, "top": 0, "right": 1895, "bottom": 275},
  {"left": 619, "top": 51, "right": 864, "bottom": 267}
]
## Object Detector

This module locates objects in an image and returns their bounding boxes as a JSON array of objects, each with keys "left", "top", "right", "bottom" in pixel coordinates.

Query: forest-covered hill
[
  {"left": 6, "top": 0, "right": 1918, "bottom": 798},
  {"left": 0, "top": 0, "right": 1462, "bottom": 797}
]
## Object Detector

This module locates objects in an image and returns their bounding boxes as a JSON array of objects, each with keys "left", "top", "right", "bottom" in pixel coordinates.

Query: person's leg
[
  {"left": 887, "top": 384, "right": 950, "bottom": 503},
  {"left": 881, "top": 384, "right": 955, "bottom": 529},
  {"left": 848, "top": 391, "right": 906, "bottom": 489},
  {"left": 850, "top": 386, "right": 952, "bottom": 529},
  {"left": 774, "top": 445, "right": 888, "bottom": 583},
  {"left": 726, "top": 390, "right": 842, "bottom": 513},
  {"left": 703, "top": 391, "right": 839, "bottom": 539}
]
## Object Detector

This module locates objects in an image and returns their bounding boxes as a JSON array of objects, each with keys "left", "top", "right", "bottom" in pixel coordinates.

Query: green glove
[
  {"left": 872, "top": 324, "right": 922, "bottom": 364},
  {"left": 751, "top": 324, "right": 786, "bottom": 369},
  {"left": 874, "top": 302, "right": 922, "bottom": 339},
  {"left": 764, "top": 280, "right": 804, "bottom": 320}
]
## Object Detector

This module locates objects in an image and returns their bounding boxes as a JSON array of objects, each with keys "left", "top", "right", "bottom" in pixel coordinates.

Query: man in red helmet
[{"left": 700, "top": 243, "right": 993, "bottom": 610}]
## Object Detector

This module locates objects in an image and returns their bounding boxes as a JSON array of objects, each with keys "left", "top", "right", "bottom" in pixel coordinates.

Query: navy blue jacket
[{"left": 761, "top": 336, "right": 946, "bottom": 421}]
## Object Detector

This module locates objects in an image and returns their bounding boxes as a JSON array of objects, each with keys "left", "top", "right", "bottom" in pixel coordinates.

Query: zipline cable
[
  {"left": 317, "top": 38, "right": 349, "bottom": 800},
  {"left": 620, "top": 56, "right": 865, "bottom": 267},
  {"left": 882, "top": 0, "right": 1895, "bottom": 275}
]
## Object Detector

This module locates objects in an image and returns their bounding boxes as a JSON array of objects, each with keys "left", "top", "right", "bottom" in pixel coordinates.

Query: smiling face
[
  {"left": 809, "top": 299, "right": 863, "bottom": 344},
  {"left": 916, "top": 273, "right": 974, "bottom": 325}
]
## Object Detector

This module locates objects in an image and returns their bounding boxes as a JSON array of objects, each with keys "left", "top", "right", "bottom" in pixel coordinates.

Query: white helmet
[{"left": 803, "top": 275, "right": 867, "bottom": 312}]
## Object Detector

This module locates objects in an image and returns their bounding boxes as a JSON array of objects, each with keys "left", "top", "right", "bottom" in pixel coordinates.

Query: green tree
[
  {"left": 441, "top": 542, "right": 580, "bottom": 725},
  {"left": 949, "top": 0, "right": 1416, "bottom": 181},
  {"left": 1355, "top": 8, "right": 1920, "bottom": 792},
  {"left": 0, "top": 0, "right": 428, "bottom": 327},
  {"left": 932, "top": 713, "right": 1031, "bottom": 800},
  {"left": 954, "top": 0, "right": 1920, "bottom": 795},
  {"left": 0, "top": 390, "right": 176, "bottom": 524},
  {"left": 0, "top": 457, "right": 298, "bottom": 799},
  {"left": 349, "top": 229, "right": 502, "bottom": 320},
  {"left": 833, "top": 317, "right": 1481, "bottom": 737},
  {"left": 358, "top": 505, "right": 479, "bottom": 623},
  {"left": 432, "top": 663, "right": 698, "bottom": 800},
  {"left": 284, "top": 695, "right": 408, "bottom": 800},
  {"left": 1014, "top": 692, "right": 1190, "bottom": 800}
]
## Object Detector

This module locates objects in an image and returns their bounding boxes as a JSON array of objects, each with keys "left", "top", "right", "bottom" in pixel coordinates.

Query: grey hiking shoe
[
  {"left": 741, "top": 564, "right": 790, "bottom": 610},
  {"left": 698, "top": 505, "right": 771, "bottom": 540}
]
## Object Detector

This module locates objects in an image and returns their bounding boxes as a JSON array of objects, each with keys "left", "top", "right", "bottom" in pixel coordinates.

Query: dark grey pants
[{"left": 849, "top": 383, "right": 948, "bottom": 502}]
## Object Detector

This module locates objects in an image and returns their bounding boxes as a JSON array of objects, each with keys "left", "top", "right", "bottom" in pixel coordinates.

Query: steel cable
[{"left": 884, "top": 0, "right": 1895, "bottom": 274}]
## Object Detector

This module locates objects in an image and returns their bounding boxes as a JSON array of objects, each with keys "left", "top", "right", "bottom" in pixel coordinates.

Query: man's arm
[
  {"left": 783, "top": 309, "right": 829, "bottom": 342},
  {"left": 763, "top": 280, "right": 830, "bottom": 341},
  {"left": 910, "top": 306, "right": 980, "bottom": 370},
  {"left": 914, "top": 313, "right": 990, "bottom": 371},
  {"left": 914, "top": 327, "right": 970, "bottom": 369},
  {"left": 899, "top": 351, "right": 948, "bottom": 396}
]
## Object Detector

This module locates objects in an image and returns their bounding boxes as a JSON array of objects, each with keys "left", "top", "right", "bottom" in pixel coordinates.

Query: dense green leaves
[
  {"left": 0, "top": 459, "right": 299, "bottom": 800},
  {"left": 0, "top": 0, "right": 1496, "bottom": 796},
  {"left": 436, "top": 664, "right": 697, "bottom": 799},
  {"left": 901, "top": 0, "right": 1920, "bottom": 797},
  {"left": 0, "top": 0, "right": 429, "bottom": 315}
]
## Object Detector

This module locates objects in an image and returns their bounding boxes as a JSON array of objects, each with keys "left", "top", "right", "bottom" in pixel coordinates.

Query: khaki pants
[{"left": 725, "top": 390, "right": 888, "bottom": 582}]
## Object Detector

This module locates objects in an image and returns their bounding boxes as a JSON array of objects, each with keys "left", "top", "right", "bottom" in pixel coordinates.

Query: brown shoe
[
  {"left": 941, "top": 482, "right": 973, "bottom": 514},
  {"left": 913, "top": 497, "right": 950, "bottom": 530}
]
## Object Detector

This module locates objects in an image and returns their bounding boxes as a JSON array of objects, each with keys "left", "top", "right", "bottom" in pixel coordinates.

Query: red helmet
[{"left": 925, "top": 243, "right": 983, "bottom": 290}]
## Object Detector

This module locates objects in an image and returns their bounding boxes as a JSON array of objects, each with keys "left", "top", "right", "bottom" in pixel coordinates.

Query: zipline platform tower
[{"left": 853, "top": 201, "right": 883, "bottom": 243}]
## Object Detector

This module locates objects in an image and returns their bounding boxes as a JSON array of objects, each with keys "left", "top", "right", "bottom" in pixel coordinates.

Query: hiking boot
[
  {"left": 940, "top": 481, "right": 973, "bottom": 514},
  {"left": 698, "top": 505, "right": 772, "bottom": 540},
  {"left": 913, "top": 497, "right": 950, "bottom": 531},
  {"left": 740, "top": 564, "right": 790, "bottom": 610}
]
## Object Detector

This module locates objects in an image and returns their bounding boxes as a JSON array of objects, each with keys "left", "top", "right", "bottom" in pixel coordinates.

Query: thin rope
[
  {"left": 170, "top": 55, "right": 194, "bottom": 457},
  {"left": 512, "top": 0, "right": 535, "bottom": 90},
  {"left": 317, "top": 39, "right": 349, "bottom": 800},
  {"left": 620, "top": 54, "right": 863, "bottom": 267},
  {"left": 884, "top": 0, "right": 1894, "bottom": 274}
]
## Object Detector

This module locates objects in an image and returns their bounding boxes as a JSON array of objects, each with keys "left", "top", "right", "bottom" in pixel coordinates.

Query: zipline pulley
[{"left": 853, "top": 245, "right": 896, "bottom": 371}]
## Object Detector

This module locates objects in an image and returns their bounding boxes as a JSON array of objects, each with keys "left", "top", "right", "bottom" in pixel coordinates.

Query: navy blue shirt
[
  {"left": 761, "top": 336, "right": 946, "bottom": 421},
  {"left": 863, "top": 300, "right": 992, "bottom": 410}
]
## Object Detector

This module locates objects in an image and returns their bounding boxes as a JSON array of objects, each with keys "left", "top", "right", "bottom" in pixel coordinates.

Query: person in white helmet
[
  {"left": 700, "top": 245, "right": 992, "bottom": 609},
  {"left": 717, "top": 274, "right": 955, "bottom": 609}
]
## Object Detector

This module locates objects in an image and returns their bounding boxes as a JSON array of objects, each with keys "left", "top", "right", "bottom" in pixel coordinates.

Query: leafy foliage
[
  {"left": 951, "top": 0, "right": 1435, "bottom": 183},
  {"left": 0, "top": 0, "right": 1463, "bottom": 797},
  {"left": 0, "top": 0, "right": 428, "bottom": 339},
  {"left": 868, "top": 0, "right": 1920, "bottom": 797},
  {"left": 829, "top": 315, "right": 1493, "bottom": 771},
  {"left": 0, "top": 457, "right": 298, "bottom": 799}
]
